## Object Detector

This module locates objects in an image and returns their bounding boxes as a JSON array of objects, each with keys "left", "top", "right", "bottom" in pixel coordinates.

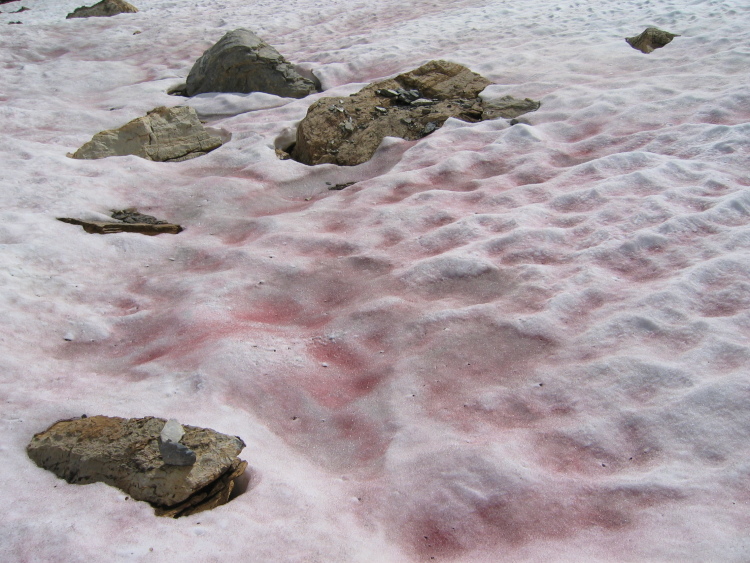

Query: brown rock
[
  {"left": 626, "top": 27, "right": 680, "bottom": 54},
  {"left": 289, "top": 60, "right": 540, "bottom": 167},
  {"left": 66, "top": 0, "right": 138, "bottom": 19},
  {"left": 70, "top": 106, "right": 223, "bottom": 162},
  {"left": 57, "top": 213, "right": 183, "bottom": 236},
  {"left": 27, "top": 416, "right": 247, "bottom": 517}
]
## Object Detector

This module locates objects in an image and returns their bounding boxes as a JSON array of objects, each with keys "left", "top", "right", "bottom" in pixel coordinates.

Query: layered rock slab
[
  {"left": 58, "top": 208, "right": 183, "bottom": 235},
  {"left": 70, "top": 106, "right": 222, "bottom": 162},
  {"left": 66, "top": 0, "right": 138, "bottom": 19},
  {"left": 185, "top": 28, "right": 318, "bottom": 98},
  {"left": 27, "top": 416, "right": 247, "bottom": 518},
  {"left": 290, "top": 60, "right": 539, "bottom": 166}
]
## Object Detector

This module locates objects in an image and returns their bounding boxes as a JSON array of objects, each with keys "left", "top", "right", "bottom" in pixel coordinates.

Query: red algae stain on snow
[
  {"left": 226, "top": 366, "right": 394, "bottom": 471},
  {"left": 405, "top": 315, "right": 558, "bottom": 425},
  {"left": 306, "top": 339, "right": 394, "bottom": 409},
  {"left": 235, "top": 294, "right": 308, "bottom": 325},
  {"left": 389, "top": 446, "right": 685, "bottom": 560}
]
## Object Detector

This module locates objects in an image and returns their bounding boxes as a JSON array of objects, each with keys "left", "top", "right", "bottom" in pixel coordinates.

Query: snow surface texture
[{"left": 2, "top": 0, "right": 749, "bottom": 561}]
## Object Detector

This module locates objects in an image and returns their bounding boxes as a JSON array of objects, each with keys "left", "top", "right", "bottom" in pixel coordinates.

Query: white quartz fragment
[
  {"left": 159, "top": 419, "right": 197, "bottom": 466},
  {"left": 160, "top": 419, "right": 185, "bottom": 443}
]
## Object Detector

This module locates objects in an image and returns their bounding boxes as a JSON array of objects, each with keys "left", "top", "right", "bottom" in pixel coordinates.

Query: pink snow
[{"left": 1, "top": 0, "right": 749, "bottom": 561}]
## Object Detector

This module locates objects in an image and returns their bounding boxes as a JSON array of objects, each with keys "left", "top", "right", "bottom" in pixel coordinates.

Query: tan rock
[
  {"left": 70, "top": 106, "right": 223, "bottom": 162},
  {"left": 27, "top": 415, "right": 247, "bottom": 517},
  {"left": 66, "top": 0, "right": 138, "bottom": 19}
]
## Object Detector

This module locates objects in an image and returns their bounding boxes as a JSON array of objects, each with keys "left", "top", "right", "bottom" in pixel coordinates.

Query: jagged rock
[
  {"left": 626, "top": 27, "right": 680, "bottom": 54},
  {"left": 57, "top": 208, "right": 183, "bottom": 235},
  {"left": 110, "top": 208, "right": 167, "bottom": 225},
  {"left": 57, "top": 217, "right": 183, "bottom": 235},
  {"left": 185, "top": 28, "right": 318, "bottom": 98},
  {"left": 290, "top": 60, "right": 540, "bottom": 166},
  {"left": 70, "top": 106, "right": 222, "bottom": 162},
  {"left": 482, "top": 95, "right": 542, "bottom": 120},
  {"left": 27, "top": 415, "right": 247, "bottom": 518},
  {"left": 66, "top": 0, "right": 138, "bottom": 19},
  {"left": 328, "top": 181, "right": 356, "bottom": 191}
]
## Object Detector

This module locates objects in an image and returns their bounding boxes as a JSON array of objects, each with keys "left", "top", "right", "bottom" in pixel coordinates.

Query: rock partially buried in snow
[
  {"left": 482, "top": 95, "right": 542, "bottom": 120},
  {"left": 289, "top": 60, "right": 540, "bottom": 166},
  {"left": 27, "top": 415, "right": 247, "bottom": 518},
  {"left": 185, "top": 28, "right": 318, "bottom": 98},
  {"left": 626, "top": 27, "right": 680, "bottom": 54},
  {"left": 57, "top": 208, "right": 183, "bottom": 236},
  {"left": 70, "top": 106, "right": 223, "bottom": 162},
  {"left": 66, "top": 0, "right": 138, "bottom": 19}
]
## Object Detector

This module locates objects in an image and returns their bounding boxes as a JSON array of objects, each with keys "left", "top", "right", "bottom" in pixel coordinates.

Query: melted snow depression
[{"left": 1, "top": 0, "right": 749, "bottom": 561}]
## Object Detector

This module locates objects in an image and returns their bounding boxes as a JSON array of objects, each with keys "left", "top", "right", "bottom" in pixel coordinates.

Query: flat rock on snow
[
  {"left": 27, "top": 416, "right": 246, "bottom": 518},
  {"left": 69, "top": 105, "right": 223, "bottom": 162}
]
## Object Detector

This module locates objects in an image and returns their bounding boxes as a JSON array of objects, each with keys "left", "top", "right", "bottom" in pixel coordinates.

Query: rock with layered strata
[
  {"left": 27, "top": 415, "right": 247, "bottom": 518},
  {"left": 70, "top": 106, "right": 222, "bottom": 162},
  {"left": 626, "top": 27, "right": 680, "bottom": 54},
  {"left": 185, "top": 28, "right": 318, "bottom": 98},
  {"left": 66, "top": 0, "right": 138, "bottom": 19},
  {"left": 57, "top": 208, "right": 183, "bottom": 236},
  {"left": 482, "top": 95, "right": 542, "bottom": 120},
  {"left": 290, "top": 60, "right": 540, "bottom": 167}
]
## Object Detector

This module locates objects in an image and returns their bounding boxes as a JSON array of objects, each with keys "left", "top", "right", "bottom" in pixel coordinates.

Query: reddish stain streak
[
  {"left": 538, "top": 432, "right": 619, "bottom": 474},
  {"left": 235, "top": 297, "right": 307, "bottom": 325},
  {"left": 597, "top": 254, "right": 664, "bottom": 281},
  {"left": 225, "top": 371, "right": 393, "bottom": 470},
  {"left": 564, "top": 122, "right": 604, "bottom": 143},
  {"left": 310, "top": 340, "right": 368, "bottom": 372},
  {"left": 304, "top": 340, "right": 391, "bottom": 408},
  {"left": 183, "top": 250, "right": 229, "bottom": 273},
  {"left": 379, "top": 182, "right": 431, "bottom": 204},
  {"left": 331, "top": 412, "right": 389, "bottom": 462},
  {"left": 218, "top": 220, "right": 269, "bottom": 245},
  {"left": 411, "top": 519, "right": 465, "bottom": 559},
  {"left": 133, "top": 345, "right": 171, "bottom": 365}
]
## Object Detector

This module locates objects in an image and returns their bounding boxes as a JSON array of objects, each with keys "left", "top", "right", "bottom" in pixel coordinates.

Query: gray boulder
[
  {"left": 70, "top": 106, "right": 223, "bottom": 162},
  {"left": 27, "top": 415, "right": 247, "bottom": 518},
  {"left": 66, "top": 0, "right": 138, "bottom": 19},
  {"left": 185, "top": 28, "right": 318, "bottom": 98}
]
